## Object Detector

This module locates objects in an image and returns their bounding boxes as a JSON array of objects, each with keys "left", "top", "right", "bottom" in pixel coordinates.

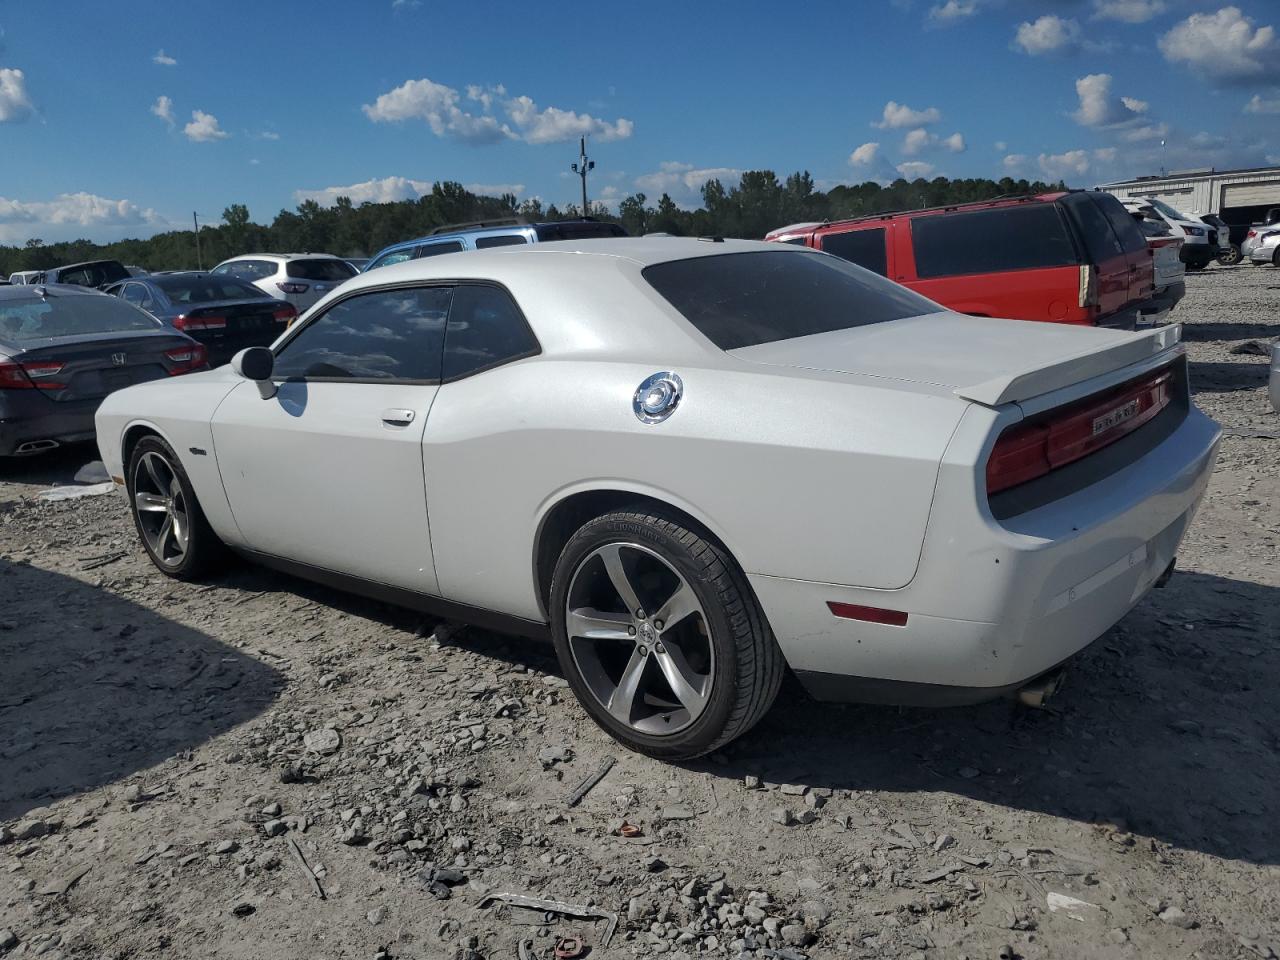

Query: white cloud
[
  {"left": 874, "top": 100, "right": 942, "bottom": 129},
  {"left": 391, "top": 0, "right": 421, "bottom": 7},
  {"left": 1091, "top": 0, "right": 1165, "bottom": 23},
  {"left": 504, "top": 94, "right": 633, "bottom": 144},
  {"left": 896, "top": 161, "right": 935, "bottom": 179},
  {"left": 1015, "top": 15, "right": 1082, "bottom": 55},
  {"left": 1093, "top": 146, "right": 1118, "bottom": 163},
  {"left": 363, "top": 77, "right": 633, "bottom": 145},
  {"left": 184, "top": 109, "right": 228, "bottom": 142},
  {"left": 1038, "top": 149, "right": 1092, "bottom": 179},
  {"left": 928, "top": 1, "right": 977, "bottom": 23},
  {"left": 848, "top": 141, "right": 881, "bottom": 165},
  {"left": 0, "top": 192, "right": 160, "bottom": 240},
  {"left": 150, "top": 95, "right": 174, "bottom": 127},
  {"left": 1002, "top": 153, "right": 1028, "bottom": 172},
  {"left": 1118, "top": 121, "right": 1169, "bottom": 142},
  {"left": 152, "top": 49, "right": 177, "bottom": 66},
  {"left": 1245, "top": 92, "right": 1280, "bottom": 113},
  {"left": 942, "top": 132, "right": 966, "bottom": 152},
  {"left": 635, "top": 161, "right": 741, "bottom": 203},
  {"left": 1158, "top": 7, "right": 1280, "bottom": 84},
  {"left": 256, "top": 130, "right": 281, "bottom": 141},
  {"left": 0, "top": 67, "right": 33, "bottom": 123},
  {"left": 1189, "top": 131, "right": 1228, "bottom": 149},
  {"left": 363, "top": 78, "right": 514, "bottom": 144},
  {"left": 902, "top": 128, "right": 934, "bottom": 155},
  {"left": 295, "top": 176, "right": 432, "bottom": 206},
  {"left": 994, "top": 140, "right": 1008, "bottom": 152},
  {"left": 1072, "top": 73, "right": 1148, "bottom": 127}
]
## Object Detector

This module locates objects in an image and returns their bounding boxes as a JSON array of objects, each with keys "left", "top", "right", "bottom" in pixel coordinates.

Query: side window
[
  {"left": 272, "top": 286, "right": 452, "bottom": 381},
  {"left": 474, "top": 234, "right": 528, "bottom": 249},
  {"left": 912, "top": 205, "right": 1079, "bottom": 278},
  {"left": 1089, "top": 193, "right": 1149, "bottom": 255},
  {"left": 121, "top": 283, "right": 149, "bottom": 307},
  {"left": 415, "top": 241, "right": 465, "bottom": 259},
  {"left": 224, "top": 260, "right": 276, "bottom": 281},
  {"left": 370, "top": 250, "right": 413, "bottom": 270},
  {"left": 442, "top": 284, "right": 540, "bottom": 381},
  {"left": 819, "top": 228, "right": 888, "bottom": 276},
  {"left": 1060, "top": 194, "right": 1125, "bottom": 262}
]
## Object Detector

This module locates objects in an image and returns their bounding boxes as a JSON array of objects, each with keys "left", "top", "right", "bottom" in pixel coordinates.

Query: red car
[{"left": 766, "top": 191, "right": 1158, "bottom": 328}]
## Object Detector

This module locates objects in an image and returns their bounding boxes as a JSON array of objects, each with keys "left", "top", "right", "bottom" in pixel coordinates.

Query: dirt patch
[{"left": 1, "top": 265, "right": 1277, "bottom": 959}]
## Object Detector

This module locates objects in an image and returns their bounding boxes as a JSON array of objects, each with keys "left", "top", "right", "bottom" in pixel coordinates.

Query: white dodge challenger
[{"left": 95, "top": 238, "right": 1221, "bottom": 759}]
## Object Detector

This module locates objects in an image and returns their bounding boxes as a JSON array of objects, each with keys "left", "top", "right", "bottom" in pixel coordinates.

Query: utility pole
[
  {"left": 570, "top": 136, "right": 594, "bottom": 217},
  {"left": 193, "top": 211, "right": 203, "bottom": 270}
]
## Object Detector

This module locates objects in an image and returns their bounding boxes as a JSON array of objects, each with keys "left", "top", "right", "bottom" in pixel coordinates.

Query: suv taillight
[
  {"left": 987, "top": 366, "right": 1175, "bottom": 496},
  {"left": 1077, "top": 264, "right": 1098, "bottom": 311}
]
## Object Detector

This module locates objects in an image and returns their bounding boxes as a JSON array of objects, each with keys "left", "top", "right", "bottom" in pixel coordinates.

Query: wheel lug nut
[
  {"left": 636, "top": 609, "right": 646, "bottom": 619},
  {"left": 627, "top": 626, "right": 636, "bottom": 636},
  {"left": 656, "top": 643, "right": 666, "bottom": 654},
  {"left": 654, "top": 619, "right": 664, "bottom": 630},
  {"left": 638, "top": 645, "right": 648, "bottom": 655}
]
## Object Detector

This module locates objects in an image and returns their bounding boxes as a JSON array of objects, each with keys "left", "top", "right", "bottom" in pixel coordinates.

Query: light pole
[{"left": 570, "top": 136, "right": 594, "bottom": 216}]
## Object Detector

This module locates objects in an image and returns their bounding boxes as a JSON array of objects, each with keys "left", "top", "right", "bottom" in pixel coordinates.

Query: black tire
[
  {"left": 126, "top": 436, "right": 226, "bottom": 580},
  {"left": 1217, "top": 244, "right": 1242, "bottom": 266},
  {"left": 1273, "top": 248, "right": 1280, "bottom": 268},
  {"left": 1185, "top": 260, "right": 1206, "bottom": 271},
  {"left": 549, "top": 508, "right": 784, "bottom": 760}
]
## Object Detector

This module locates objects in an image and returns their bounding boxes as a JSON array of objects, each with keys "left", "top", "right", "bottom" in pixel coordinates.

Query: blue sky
[{"left": 2, "top": 0, "right": 1279, "bottom": 243}]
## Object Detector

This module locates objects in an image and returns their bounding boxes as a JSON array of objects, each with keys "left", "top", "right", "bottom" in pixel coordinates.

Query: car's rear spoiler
[{"left": 955, "top": 324, "right": 1183, "bottom": 407}]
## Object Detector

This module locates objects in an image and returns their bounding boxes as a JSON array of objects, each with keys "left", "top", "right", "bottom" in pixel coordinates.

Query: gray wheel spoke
[
  {"left": 134, "top": 492, "right": 168, "bottom": 513},
  {"left": 567, "top": 607, "right": 632, "bottom": 641},
  {"left": 143, "top": 453, "right": 166, "bottom": 492},
  {"left": 170, "top": 505, "right": 188, "bottom": 549},
  {"left": 607, "top": 648, "right": 648, "bottom": 724},
  {"left": 158, "top": 516, "right": 174, "bottom": 556},
  {"left": 600, "top": 543, "right": 644, "bottom": 615},
  {"left": 654, "top": 642, "right": 707, "bottom": 713},
  {"left": 654, "top": 582, "right": 699, "bottom": 632}
]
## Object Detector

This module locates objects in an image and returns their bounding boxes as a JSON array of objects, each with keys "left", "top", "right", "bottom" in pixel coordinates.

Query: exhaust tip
[
  {"left": 1017, "top": 669, "right": 1066, "bottom": 709},
  {"left": 14, "top": 439, "right": 60, "bottom": 454}
]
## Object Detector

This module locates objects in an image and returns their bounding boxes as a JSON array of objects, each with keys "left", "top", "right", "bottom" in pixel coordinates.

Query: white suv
[
  {"left": 210, "top": 254, "right": 357, "bottom": 312},
  {"left": 1125, "top": 197, "right": 1219, "bottom": 270}
]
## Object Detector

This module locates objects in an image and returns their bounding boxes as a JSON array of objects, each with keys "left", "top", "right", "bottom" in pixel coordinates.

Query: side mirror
[{"left": 231, "top": 346, "right": 277, "bottom": 400}]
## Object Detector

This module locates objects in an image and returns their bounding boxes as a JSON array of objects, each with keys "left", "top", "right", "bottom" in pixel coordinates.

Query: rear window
[
  {"left": 0, "top": 294, "right": 159, "bottom": 342},
  {"left": 819, "top": 227, "right": 888, "bottom": 276},
  {"left": 416, "top": 241, "right": 465, "bottom": 258},
  {"left": 474, "top": 234, "right": 528, "bottom": 249},
  {"left": 286, "top": 259, "right": 358, "bottom": 281},
  {"left": 534, "top": 222, "right": 627, "bottom": 241},
  {"left": 1060, "top": 193, "right": 1125, "bottom": 262},
  {"left": 1088, "top": 193, "right": 1149, "bottom": 255},
  {"left": 912, "top": 205, "right": 1078, "bottom": 279},
  {"left": 643, "top": 250, "right": 942, "bottom": 351},
  {"left": 155, "top": 276, "right": 266, "bottom": 303},
  {"left": 55, "top": 261, "right": 130, "bottom": 287}
]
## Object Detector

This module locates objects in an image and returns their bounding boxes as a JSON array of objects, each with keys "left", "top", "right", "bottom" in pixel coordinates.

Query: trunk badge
[{"left": 111, "top": 352, "right": 127, "bottom": 366}]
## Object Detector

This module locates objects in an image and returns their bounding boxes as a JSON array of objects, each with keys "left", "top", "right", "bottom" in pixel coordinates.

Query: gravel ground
[{"left": 1, "top": 264, "right": 1277, "bottom": 960}]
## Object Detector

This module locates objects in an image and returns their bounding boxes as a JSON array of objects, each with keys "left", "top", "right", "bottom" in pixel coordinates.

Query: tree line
[{"left": 1, "top": 172, "right": 1067, "bottom": 277}]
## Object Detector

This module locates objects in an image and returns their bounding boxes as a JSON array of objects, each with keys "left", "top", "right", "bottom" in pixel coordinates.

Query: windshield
[
  {"left": 643, "top": 250, "right": 943, "bottom": 351},
  {"left": 155, "top": 275, "right": 266, "bottom": 303},
  {"left": 0, "top": 294, "right": 159, "bottom": 342},
  {"left": 1147, "top": 198, "right": 1193, "bottom": 222}
]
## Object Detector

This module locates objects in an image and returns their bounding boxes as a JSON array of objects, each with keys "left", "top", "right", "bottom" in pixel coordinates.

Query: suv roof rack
[
  {"left": 427, "top": 216, "right": 606, "bottom": 236},
  {"left": 813, "top": 192, "right": 1056, "bottom": 231}
]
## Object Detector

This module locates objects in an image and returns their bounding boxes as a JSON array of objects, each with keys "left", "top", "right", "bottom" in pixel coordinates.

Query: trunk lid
[
  {"left": 729, "top": 311, "right": 1183, "bottom": 407},
  {"left": 11, "top": 329, "right": 196, "bottom": 402}
]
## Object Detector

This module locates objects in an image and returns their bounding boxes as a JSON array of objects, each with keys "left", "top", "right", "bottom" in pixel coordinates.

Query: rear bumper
[
  {"left": 1097, "top": 288, "right": 1183, "bottom": 329},
  {"left": 750, "top": 406, "right": 1221, "bottom": 704},
  {"left": 0, "top": 393, "right": 101, "bottom": 456}
]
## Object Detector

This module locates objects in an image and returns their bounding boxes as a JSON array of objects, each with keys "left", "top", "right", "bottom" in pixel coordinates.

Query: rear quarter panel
[
  {"left": 904, "top": 266, "right": 1085, "bottom": 323},
  {"left": 422, "top": 359, "right": 968, "bottom": 620}
]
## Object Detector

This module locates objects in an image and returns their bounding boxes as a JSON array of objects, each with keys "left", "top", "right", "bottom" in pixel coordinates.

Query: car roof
[
  {"left": 49, "top": 259, "right": 125, "bottom": 271},
  {"left": 218, "top": 253, "right": 345, "bottom": 263},
  {"left": 0, "top": 282, "right": 106, "bottom": 301}
]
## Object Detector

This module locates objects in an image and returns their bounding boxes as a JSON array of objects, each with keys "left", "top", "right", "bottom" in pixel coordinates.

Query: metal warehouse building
[{"left": 1099, "top": 165, "right": 1280, "bottom": 246}]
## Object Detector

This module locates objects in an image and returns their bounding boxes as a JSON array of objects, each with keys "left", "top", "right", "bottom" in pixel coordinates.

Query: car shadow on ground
[
  {"left": 0, "top": 558, "right": 284, "bottom": 822},
  {"left": 1180, "top": 322, "right": 1278, "bottom": 343},
  {"left": 697, "top": 570, "right": 1279, "bottom": 868},
  {"left": 213, "top": 557, "right": 1278, "bottom": 868},
  {"left": 1189, "top": 360, "right": 1272, "bottom": 394},
  {"left": 0, "top": 441, "right": 101, "bottom": 489}
]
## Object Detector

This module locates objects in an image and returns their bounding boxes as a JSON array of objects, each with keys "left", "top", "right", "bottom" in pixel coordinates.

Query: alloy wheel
[
  {"left": 564, "top": 542, "right": 715, "bottom": 736},
  {"left": 132, "top": 451, "right": 189, "bottom": 567}
]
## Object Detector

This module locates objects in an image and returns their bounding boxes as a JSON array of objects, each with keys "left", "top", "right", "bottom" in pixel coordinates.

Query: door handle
[{"left": 381, "top": 408, "right": 415, "bottom": 425}]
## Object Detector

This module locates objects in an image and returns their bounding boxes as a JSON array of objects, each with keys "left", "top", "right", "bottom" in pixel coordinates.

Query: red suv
[{"left": 765, "top": 192, "right": 1158, "bottom": 328}]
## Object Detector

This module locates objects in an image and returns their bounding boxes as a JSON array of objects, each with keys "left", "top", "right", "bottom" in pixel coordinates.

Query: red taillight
[
  {"left": 173, "top": 314, "right": 227, "bottom": 332},
  {"left": 0, "top": 360, "right": 66, "bottom": 390},
  {"left": 827, "top": 602, "right": 909, "bottom": 627},
  {"left": 272, "top": 304, "right": 297, "bottom": 324},
  {"left": 987, "top": 366, "right": 1175, "bottom": 496},
  {"left": 165, "top": 343, "right": 208, "bottom": 375},
  {"left": 277, "top": 282, "right": 308, "bottom": 295}
]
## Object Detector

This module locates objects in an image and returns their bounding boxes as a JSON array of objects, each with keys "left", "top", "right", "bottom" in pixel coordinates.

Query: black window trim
[{"left": 269, "top": 278, "right": 541, "bottom": 387}]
